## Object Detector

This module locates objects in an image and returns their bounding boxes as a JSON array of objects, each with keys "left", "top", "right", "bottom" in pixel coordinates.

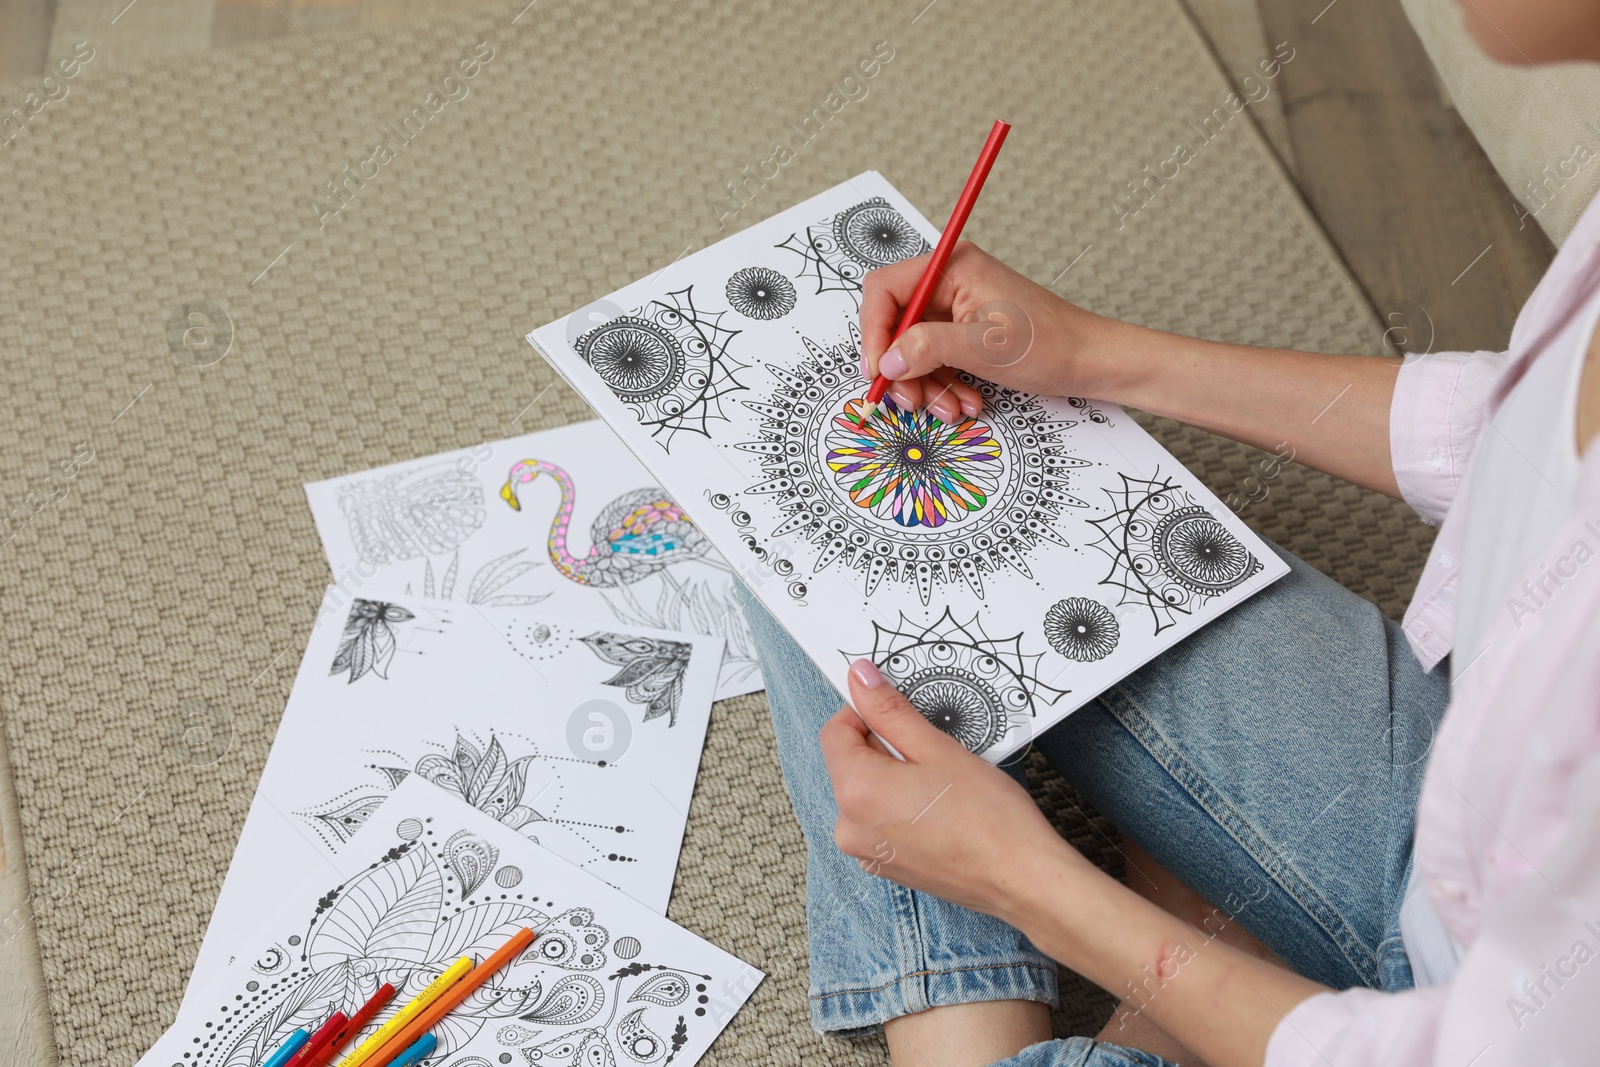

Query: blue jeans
[{"left": 739, "top": 543, "right": 1450, "bottom": 1066}]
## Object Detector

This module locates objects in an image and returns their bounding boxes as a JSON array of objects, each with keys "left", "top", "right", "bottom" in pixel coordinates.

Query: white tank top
[{"left": 1399, "top": 290, "right": 1592, "bottom": 986}]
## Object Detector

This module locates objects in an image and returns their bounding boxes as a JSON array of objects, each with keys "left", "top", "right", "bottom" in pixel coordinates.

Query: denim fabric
[{"left": 740, "top": 542, "right": 1451, "bottom": 1063}]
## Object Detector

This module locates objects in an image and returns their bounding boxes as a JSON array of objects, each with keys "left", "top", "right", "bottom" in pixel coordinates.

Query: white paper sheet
[
  {"left": 139, "top": 776, "right": 762, "bottom": 1067},
  {"left": 191, "top": 588, "right": 722, "bottom": 1020},
  {"left": 303, "top": 421, "right": 763, "bottom": 700},
  {"left": 528, "top": 172, "right": 1290, "bottom": 763}
]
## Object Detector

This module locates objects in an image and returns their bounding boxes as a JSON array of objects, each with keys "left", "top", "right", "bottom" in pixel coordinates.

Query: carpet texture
[{"left": 0, "top": 2, "right": 1434, "bottom": 1063}]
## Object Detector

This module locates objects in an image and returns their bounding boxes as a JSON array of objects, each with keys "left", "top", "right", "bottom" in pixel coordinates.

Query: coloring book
[
  {"left": 528, "top": 172, "right": 1289, "bottom": 763},
  {"left": 305, "top": 420, "right": 762, "bottom": 700},
  {"left": 139, "top": 776, "right": 762, "bottom": 1067}
]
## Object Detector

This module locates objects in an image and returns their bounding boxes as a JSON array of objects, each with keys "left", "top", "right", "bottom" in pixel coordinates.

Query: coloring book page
[
  {"left": 138, "top": 776, "right": 762, "bottom": 1067},
  {"left": 191, "top": 585, "right": 724, "bottom": 1015},
  {"left": 528, "top": 171, "right": 1289, "bottom": 764},
  {"left": 304, "top": 421, "right": 762, "bottom": 701}
]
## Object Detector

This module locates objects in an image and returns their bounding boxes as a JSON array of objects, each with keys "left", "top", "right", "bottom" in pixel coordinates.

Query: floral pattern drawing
[
  {"left": 580, "top": 632, "right": 694, "bottom": 727},
  {"left": 329, "top": 599, "right": 415, "bottom": 684}
]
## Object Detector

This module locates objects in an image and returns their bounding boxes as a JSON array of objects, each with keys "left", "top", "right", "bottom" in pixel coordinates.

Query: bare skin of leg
[
  {"left": 879, "top": 841, "right": 1280, "bottom": 1067},
  {"left": 884, "top": 998, "right": 1052, "bottom": 1067},
  {"left": 1092, "top": 841, "right": 1284, "bottom": 1067}
]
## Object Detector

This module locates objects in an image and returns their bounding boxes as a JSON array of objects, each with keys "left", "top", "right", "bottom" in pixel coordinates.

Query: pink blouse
[{"left": 1265, "top": 195, "right": 1600, "bottom": 1065}]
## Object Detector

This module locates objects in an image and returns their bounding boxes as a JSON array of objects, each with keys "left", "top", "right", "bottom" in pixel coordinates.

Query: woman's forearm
[
  {"left": 1082, "top": 320, "right": 1403, "bottom": 499},
  {"left": 1000, "top": 838, "right": 1328, "bottom": 1067}
]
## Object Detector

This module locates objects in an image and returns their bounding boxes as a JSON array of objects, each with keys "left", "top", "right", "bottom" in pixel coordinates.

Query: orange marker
[{"left": 363, "top": 928, "right": 535, "bottom": 1067}]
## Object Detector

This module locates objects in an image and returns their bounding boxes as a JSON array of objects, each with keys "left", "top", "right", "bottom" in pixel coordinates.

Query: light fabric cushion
[{"left": 1403, "top": 0, "right": 1600, "bottom": 245}]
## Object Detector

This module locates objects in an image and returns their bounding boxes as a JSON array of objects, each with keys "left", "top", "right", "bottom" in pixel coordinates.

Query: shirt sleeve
[
  {"left": 1266, "top": 761, "right": 1600, "bottom": 1067},
  {"left": 1264, "top": 987, "right": 1448, "bottom": 1066},
  {"left": 1389, "top": 351, "right": 1507, "bottom": 524}
]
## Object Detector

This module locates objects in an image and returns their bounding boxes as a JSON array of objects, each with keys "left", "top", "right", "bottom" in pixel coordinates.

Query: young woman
[{"left": 738, "top": 3, "right": 1600, "bottom": 1064}]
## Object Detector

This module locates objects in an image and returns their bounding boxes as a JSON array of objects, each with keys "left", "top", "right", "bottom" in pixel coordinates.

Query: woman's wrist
[
  {"left": 1046, "top": 302, "right": 1172, "bottom": 405},
  {"left": 990, "top": 831, "right": 1101, "bottom": 943}
]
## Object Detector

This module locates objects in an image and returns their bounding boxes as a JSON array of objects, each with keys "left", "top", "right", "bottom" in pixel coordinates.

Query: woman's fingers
[
  {"left": 925, "top": 368, "right": 982, "bottom": 422},
  {"left": 859, "top": 252, "right": 939, "bottom": 362}
]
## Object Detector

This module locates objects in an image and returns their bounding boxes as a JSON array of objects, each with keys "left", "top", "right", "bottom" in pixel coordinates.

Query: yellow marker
[{"left": 334, "top": 957, "right": 473, "bottom": 1067}]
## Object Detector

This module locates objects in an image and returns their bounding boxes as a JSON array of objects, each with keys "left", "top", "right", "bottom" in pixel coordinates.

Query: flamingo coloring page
[
  {"left": 137, "top": 776, "right": 762, "bottom": 1067},
  {"left": 188, "top": 587, "right": 723, "bottom": 1008},
  {"left": 528, "top": 171, "right": 1290, "bottom": 764},
  {"left": 304, "top": 419, "right": 762, "bottom": 699}
]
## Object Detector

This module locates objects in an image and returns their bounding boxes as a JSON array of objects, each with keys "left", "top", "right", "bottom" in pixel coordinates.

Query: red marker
[
  {"left": 859, "top": 119, "right": 1012, "bottom": 425},
  {"left": 287, "top": 1011, "right": 348, "bottom": 1067},
  {"left": 307, "top": 984, "right": 396, "bottom": 1067}
]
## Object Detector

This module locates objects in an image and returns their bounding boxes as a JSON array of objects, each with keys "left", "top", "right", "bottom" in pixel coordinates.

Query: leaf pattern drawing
[
  {"left": 580, "top": 633, "right": 693, "bottom": 727},
  {"left": 338, "top": 460, "right": 486, "bottom": 565},
  {"left": 604, "top": 571, "right": 760, "bottom": 690},
  {"left": 175, "top": 815, "right": 723, "bottom": 1067},
  {"left": 422, "top": 548, "right": 553, "bottom": 606},
  {"left": 329, "top": 599, "right": 415, "bottom": 683}
]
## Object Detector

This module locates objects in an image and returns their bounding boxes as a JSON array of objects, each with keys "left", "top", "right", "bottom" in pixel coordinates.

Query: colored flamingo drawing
[{"left": 500, "top": 460, "right": 720, "bottom": 587}]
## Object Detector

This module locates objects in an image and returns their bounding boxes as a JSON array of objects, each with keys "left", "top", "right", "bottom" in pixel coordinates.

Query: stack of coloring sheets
[{"left": 136, "top": 422, "right": 768, "bottom": 1067}]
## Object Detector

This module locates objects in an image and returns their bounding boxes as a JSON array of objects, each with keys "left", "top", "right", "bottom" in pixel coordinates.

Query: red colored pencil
[
  {"left": 307, "top": 984, "right": 396, "bottom": 1067},
  {"left": 287, "top": 1011, "right": 348, "bottom": 1067},
  {"left": 859, "top": 119, "right": 1012, "bottom": 424}
]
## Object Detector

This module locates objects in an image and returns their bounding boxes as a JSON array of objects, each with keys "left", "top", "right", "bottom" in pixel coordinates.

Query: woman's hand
[
  {"left": 820, "top": 658, "right": 1087, "bottom": 920},
  {"left": 859, "top": 242, "right": 1121, "bottom": 422}
]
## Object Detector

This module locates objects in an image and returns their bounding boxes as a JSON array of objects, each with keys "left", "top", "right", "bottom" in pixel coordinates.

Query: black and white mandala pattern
[
  {"left": 735, "top": 325, "right": 1092, "bottom": 604},
  {"left": 1088, "top": 474, "right": 1262, "bottom": 634},
  {"left": 575, "top": 287, "right": 746, "bottom": 450},
  {"left": 847, "top": 610, "right": 1067, "bottom": 755},
  {"left": 1042, "top": 597, "right": 1120, "bottom": 662},
  {"left": 724, "top": 267, "right": 796, "bottom": 320},
  {"left": 778, "top": 197, "right": 931, "bottom": 305}
]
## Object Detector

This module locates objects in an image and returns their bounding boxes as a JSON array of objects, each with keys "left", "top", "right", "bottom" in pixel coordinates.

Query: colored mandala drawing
[
  {"left": 337, "top": 460, "right": 486, "bottom": 565},
  {"left": 171, "top": 817, "right": 715, "bottom": 1067},
  {"left": 1088, "top": 473, "right": 1263, "bottom": 634},
  {"left": 735, "top": 325, "right": 1092, "bottom": 604},
  {"left": 574, "top": 286, "right": 746, "bottom": 448},
  {"left": 1042, "top": 597, "right": 1120, "bottom": 662},
  {"left": 846, "top": 610, "right": 1067, "bottom": 755},
  {"left": 724, "top": 266, "right": 796, "bottom": 320},
  {"left": 778, "top": 197, "right": 930, "bottom": 305},
  {"left": 826, "top": 400, "right": 1002, "bottom": 527},
  {"left": 501, "top": 460, "right": 718, "bottom": 588},
  {"left": 329, "top": 599, "right": 415, "bottom": 683}
]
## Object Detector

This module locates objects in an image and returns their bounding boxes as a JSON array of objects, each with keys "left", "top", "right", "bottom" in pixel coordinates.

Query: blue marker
[
  {"left": 388, "top": 1033, "right": 437, "bottom": 1067},
  {"left": 261, "top": 1029, "right": 310, "bottom": 1067}
]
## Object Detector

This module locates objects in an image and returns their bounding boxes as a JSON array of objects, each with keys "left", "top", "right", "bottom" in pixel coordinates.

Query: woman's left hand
[{"left": 820, "top": 659, "right": 1085, "bottom": 921}]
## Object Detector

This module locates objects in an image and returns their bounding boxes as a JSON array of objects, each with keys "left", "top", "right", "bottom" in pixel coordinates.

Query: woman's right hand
[{"left": 860, "top": 241, "right": 1124, "bottom": 422}]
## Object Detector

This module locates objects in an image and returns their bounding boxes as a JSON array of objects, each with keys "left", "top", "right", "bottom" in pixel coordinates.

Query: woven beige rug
[{"left": 0, "top": 2, "right": 1432, "bottom": 1064}]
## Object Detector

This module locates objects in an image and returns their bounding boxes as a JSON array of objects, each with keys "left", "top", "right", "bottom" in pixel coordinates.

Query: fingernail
[
  {"left": 850, "top": 659, "right": 885, "bottom": 689},
  {"left": 930, "top": 400, "right": 958, "bottom": 424},
  {"left": 879, "top": 348, "right": 908, "bottom": 379},
  {"left": 888, "top": 382, "right": 917, "bottom": 410},
  {"left": 960, "top": 397, "right": 982, "bottom": 418},
  {"left": 859, "top": 351, "right": 871, "bottom": 380}
]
